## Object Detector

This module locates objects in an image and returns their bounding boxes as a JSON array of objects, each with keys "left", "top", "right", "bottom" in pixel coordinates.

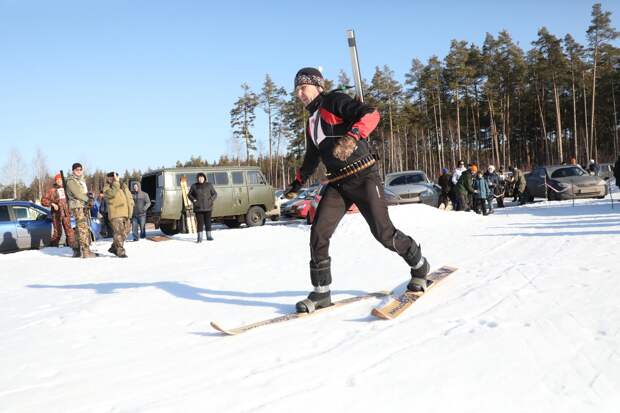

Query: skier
[
  {"left": 41, "top": 173, "right": 76, "bottom": 248},
  {"left": 284, "top": 67, "right": 430, "bottom": 313},
  {"left": 188, "top": 172, "right": 218, "bottom": 243},
  {"left": 65, "top": 162, "right": 96, "bottom": 258}
]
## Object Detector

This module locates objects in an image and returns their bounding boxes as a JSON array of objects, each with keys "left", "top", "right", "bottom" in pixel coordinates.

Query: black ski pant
[
  {"left": 195, "top": 211, "right": 212, "bottom": 232},
  {"left": 310, "top": 170, "right": 414, "bottom": 284}
]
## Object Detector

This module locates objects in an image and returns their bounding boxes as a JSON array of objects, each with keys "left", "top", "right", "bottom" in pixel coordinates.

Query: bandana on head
[{"left": 294, "top": 67, "right": 324, "bottom": 89}]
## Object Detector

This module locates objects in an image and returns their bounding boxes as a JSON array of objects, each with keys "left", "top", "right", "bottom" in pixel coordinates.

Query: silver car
[
  {"left": 384, "top": 171, "right": 439, "bottom": 206},
  {"left": 525, "top": 165, "right": 608, "bottom": 201}
]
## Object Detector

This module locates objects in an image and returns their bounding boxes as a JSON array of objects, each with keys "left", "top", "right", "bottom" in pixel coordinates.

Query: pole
[{"left": 346, "top": 29, "right": 364, "bottom": 102}]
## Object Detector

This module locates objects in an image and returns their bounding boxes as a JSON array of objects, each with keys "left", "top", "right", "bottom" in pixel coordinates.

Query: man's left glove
[
  {"left": 284, "top": 180, "right": 302, "bottom": 200},
  {"left": 333, "top": 134, "right": 358, "bottom": 162}
]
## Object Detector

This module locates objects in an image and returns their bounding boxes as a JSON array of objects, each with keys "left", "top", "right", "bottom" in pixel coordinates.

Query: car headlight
[
  {"left": 557, "top": 182, "right": 570, "bottom": 188},
  {"left": 596, "top": 180, "right": 606, "bottom": 186},
  {"left": 421, "top": 189, "right": 434, "bottom": 197}
]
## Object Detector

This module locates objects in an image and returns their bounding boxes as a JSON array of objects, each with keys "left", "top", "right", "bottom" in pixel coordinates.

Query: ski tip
[
  {"left": 210, "top": 321, "right": 237, "bottom": 336},
  {"left": 371, "top": 307, "right": 394, "bottom": 320}
]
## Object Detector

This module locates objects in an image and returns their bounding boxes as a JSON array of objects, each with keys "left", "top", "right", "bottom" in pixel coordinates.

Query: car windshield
[
  {"left": 389, "top": 174, "right": 426, "bottom": 186},
  {"left": 551, "top": 167, "right": 586, "bottom": 178}
]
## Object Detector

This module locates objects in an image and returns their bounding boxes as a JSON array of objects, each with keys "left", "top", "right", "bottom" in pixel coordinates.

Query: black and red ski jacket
[{"left": 296, "top": 90, "right": 380, "bottom": 184}]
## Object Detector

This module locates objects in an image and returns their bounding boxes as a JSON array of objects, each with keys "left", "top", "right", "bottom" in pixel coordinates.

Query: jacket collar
[{"left": 305, "top": 93, "right": 323, "bottom": 113}]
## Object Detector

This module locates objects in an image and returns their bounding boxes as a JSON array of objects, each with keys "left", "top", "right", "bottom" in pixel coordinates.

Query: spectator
[
  {"left": 508, "top": 165, "right": 527, "bottom": 205},
  {"left": 451, "top": 160, "right": 467, "bottom": 210},
  {"left": 103, "top": 172, "right": 134, "bottom": 258},
  {"left": 130, "top": 182, "right": 151, "bottom": 241},
  {"left": 455, "top": 164, "right": 476, "bottom": 211},
  {"left": 588, "top": 159, "right": 600, "bottom": 175},
  {"left": 484, "top": 165, "right": 503, "bottom": 211},
  {"left": 473, "top": 169, "right": 491, "bottom": 215},
  {"left": 188, "top": 172, "right": 218, "bottom": 243},
  {"left": 40, "top": 173, "right": 76, "bottom": 248},
  {"left": 437, "top": 168, "right": 453, "bottom": 210}
]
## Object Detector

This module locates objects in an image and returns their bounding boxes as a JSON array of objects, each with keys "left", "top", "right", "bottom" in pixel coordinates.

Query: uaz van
[{"left": 141, "top": 166, "right": 276, "bottom": 235}]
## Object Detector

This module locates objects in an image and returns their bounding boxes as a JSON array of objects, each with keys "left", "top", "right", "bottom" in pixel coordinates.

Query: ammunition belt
[{"left": 327, "top": 155, "right": 376, "bottom": 184}]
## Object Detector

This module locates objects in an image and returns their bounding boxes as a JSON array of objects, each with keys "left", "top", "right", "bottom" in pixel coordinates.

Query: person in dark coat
[
  {"left": 437, "top": 168, "right": 453, "bottom": 209},
  {"left": 131, "top": 182, "right": 151, "bottom": 241},
  {"left": 473, "top": 170, "right": 491, "bottom": 215},
  {"left": 188, "top": 172, "right": 217, "bottom": 243},
  {"left": 484, "top": 165, "right": 502, "bottom": 211},
  {"left": 614, "top": 156, "right": 620, "bottom": 190},
  {"left": 455, "top": 164, "right": 476, "bottom": 211}
]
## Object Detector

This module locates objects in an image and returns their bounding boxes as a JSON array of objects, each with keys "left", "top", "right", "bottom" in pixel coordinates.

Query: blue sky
[{"left": 1, "top": 0, "right": 618, "bottom": 179}]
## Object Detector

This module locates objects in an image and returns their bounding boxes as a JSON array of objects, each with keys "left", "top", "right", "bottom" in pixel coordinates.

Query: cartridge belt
[{"left": 326, "top": 155, "right": 376, "bottom": 184}]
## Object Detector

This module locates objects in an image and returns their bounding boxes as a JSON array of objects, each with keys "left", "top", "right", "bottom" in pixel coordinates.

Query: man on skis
[{"left": 284, "top": 67, "right": 430, "bottom": 313}]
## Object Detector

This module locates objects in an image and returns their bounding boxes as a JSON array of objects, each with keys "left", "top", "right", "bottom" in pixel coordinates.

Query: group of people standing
[
  {"left": 437, "top": 161, "right": 527, "bottom": 215},
  {"left": 41, "top": 163, "right": 152, "bottom": 258}
]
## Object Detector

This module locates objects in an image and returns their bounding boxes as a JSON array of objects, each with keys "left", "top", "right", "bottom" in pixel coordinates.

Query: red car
[{"left": 306, "top": 186, "right": 359, "bottom": 225}]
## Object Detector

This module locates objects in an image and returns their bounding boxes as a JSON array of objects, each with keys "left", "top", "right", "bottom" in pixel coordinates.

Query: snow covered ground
[{"left": 2, "top": 187, "right": 620, "bottom": 412}]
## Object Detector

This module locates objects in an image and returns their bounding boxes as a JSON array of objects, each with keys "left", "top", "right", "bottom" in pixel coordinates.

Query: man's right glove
[{"left": 284, "top": 180, "right": 302, "bottom": 200}]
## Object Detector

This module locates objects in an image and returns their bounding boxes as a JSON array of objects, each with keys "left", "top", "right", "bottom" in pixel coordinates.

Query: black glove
[{"left": 284, "top": 180, "right": 302, "bottom": 200}]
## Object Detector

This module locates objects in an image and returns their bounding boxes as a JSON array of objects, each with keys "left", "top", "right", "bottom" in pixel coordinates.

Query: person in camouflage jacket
[
  {"left": 41, "top": 173, "right": 76, "bottom": 248},
  {"left": 65, "top": 163, "right": 95, "bottom": 258},
  {"left": 103, "top": 172, "right": 134, "bottom": 258}
]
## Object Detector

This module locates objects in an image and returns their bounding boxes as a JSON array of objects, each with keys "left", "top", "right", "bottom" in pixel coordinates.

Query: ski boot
[
  {"left": 197, "top": 232, "right": 203, "bottom": 243},
  {"left": 296, "top": 258, "right": 332, "bottom": 313},
  {"left": 402, "top": 241, "right": 430, "bottom": 293},
  {"left": 206, "top": 231, "right": 214, "bottom": 241}
]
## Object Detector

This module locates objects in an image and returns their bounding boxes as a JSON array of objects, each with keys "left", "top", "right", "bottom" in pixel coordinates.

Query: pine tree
[{"left": 230, "top": 83, "right": 260, "bottom": 163}]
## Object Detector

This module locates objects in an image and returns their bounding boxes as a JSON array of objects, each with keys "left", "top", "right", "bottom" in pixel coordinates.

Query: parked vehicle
[
  {"left": 596, "top": 163, "right": 614, "bottom": 181},
  {"left": 141, "top": 166, "right": 276, "bottom": 235},
  {"left": 306, "top": 186, "right": 359, "bottom": 225},
  {"left": 0, "top": 200, "right": 100, "bottom": 253},
  {"left": 383, "top": 171, "right": 440, "bottom": 206},
  {"left": 524, "top": 165, "right": 608, "bottom": 201},
  {"left": 266, "top": 190, "right": 286, "bottom": 221}
]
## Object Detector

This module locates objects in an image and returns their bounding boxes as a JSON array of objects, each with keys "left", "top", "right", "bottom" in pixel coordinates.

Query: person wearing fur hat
[
  {"left": 283, "top": 67, "right": 430, "bottom": 313},
  {"left": 188, "top": 172, "right": 217, "bottom": 243},
  {"left": 41, "top": 173, "right": 76, "bottom": 248},
  {"left": 103, "top": 172, "right": 134, "bottom": 258}
]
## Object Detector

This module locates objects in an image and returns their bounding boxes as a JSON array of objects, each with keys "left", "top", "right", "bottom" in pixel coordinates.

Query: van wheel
[
  {"left": 224, "top": 219, "right": 241, "bottom": 228},
  {"left": 246, "top": 206, "right": 266, "bottom": 227},
  {"left": 160, "top": 222, "right": 179, "bottom": 236}
]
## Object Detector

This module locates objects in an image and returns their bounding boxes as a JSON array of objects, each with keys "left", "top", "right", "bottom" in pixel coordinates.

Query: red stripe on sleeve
[{"left": 351, "top": 110, "right": 380, "bottom": 139}]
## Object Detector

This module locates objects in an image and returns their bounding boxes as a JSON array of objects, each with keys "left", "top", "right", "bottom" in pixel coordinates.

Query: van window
[
  {"left": 176, "top": 173, "right": 197, "bottom": 187},
  {"left": 0, "top": 206, "right": 10, "bottom": 221},
  {"left": 247, "top": 171, "right": 265, "bottom": 185},
  {"left": 207, "top": 173, "right": 215, "bottom": 183},
  {"left": 214, "top": 172, "right": 229, "bottom": 186},
  {"left": 232, "top": 171, "right": 245, "bottom": 185}
]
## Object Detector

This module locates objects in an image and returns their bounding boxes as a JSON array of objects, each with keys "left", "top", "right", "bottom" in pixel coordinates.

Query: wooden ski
[
  {"left": 371, "top": 266, "right": 457, "bottom": 320},
  {"left": 179, "top": 175, "right": 197, "bottom": 233},
  {"left": 211, "top": 291, "right": 391, "bottom": 336}
]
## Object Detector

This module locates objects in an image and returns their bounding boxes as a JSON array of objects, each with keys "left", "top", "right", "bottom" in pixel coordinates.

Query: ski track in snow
[{"left": 2, "top": 190, "right": 620, "bottom": 412}]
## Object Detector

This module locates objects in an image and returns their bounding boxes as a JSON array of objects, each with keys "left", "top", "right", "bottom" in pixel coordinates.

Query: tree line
[{"left": 229, "top": 3, "right": 619, "bottom": 183}]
